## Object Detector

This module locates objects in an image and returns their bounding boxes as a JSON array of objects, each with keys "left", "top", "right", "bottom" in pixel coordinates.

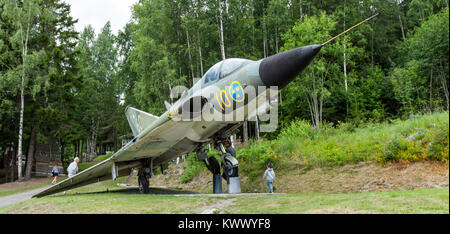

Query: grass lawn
[
  {"left": 227, "top": 188, "right": 449, "bottom": 214},
  {"left": 0, "top": 188, "right": 447, "bottom": 214},
  {"left": 0, "top": 193, "right": 225, "bottom": 214}
]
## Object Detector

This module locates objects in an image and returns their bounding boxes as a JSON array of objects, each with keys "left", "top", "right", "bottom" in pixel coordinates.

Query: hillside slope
[
  {"left": 151, "top": 112, "right": 449, "bottom": 193},
  {"left": 149, "top": 161, "right": 448, "bottom": 194}
]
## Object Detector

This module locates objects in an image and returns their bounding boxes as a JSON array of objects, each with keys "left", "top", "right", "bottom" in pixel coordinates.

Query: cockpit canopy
[{"left": 192, "top": 58, "right": 252, "bottom": 92}]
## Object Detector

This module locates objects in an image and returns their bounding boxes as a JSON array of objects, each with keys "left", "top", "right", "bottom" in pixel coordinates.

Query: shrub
[
  {"left": 179, "top": 153, "right": 204, "bottom": 183},
  {"left": 179, "top": 148, "right": 222, "bottom": 183},
  {"left": 240, "top": 112, "right": 449, "bottom": 175},
  {"left": 179, "top": 112, "right": 449, "bottom": 182}
]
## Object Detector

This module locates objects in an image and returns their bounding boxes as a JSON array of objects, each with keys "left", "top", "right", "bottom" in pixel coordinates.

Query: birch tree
[{"left": 3, "top": 0, "right": 40, "bottom": 181}]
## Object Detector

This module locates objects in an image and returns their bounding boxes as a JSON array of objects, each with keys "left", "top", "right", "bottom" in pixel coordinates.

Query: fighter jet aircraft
[{"left": 34, "top": 14, "right": 377, "bottom": 197}]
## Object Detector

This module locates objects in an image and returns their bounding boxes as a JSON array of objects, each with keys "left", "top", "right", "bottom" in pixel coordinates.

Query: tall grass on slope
[{"left": 237, "top": 112, "right": 449, "bottom": 178}]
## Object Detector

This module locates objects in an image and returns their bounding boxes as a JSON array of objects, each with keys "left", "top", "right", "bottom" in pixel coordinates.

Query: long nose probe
[{"left": 322, "top": 13, "right": 379, "bottom": 46}]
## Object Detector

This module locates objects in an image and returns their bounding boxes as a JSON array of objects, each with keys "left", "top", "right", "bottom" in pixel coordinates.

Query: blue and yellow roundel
[{"left": 229, "top": 81, "right": 245, "bottom": 103}]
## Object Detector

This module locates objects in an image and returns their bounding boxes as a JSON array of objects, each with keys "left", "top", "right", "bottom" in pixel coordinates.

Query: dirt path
[
  {"left": 196, "top": 198, "right": 237, "bottom": 214},
  {"left": 0, "top": 185, "right": 52, "bottom": 209}
]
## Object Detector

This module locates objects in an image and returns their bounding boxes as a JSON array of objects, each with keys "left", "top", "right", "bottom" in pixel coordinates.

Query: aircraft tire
[
  {"left": 138, "top": 174, "right": 150, "bottom": 194},
  {"left": 224, "top": 158, "right": 239, "bottom": 177},
  {"left": 206, "top": 156, "right": 221, "bottom": 174}
]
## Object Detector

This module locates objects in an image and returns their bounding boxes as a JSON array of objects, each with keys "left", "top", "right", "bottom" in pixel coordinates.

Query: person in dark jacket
[{"left": 51, "top": 164, "right": 60, "bottom": 184}]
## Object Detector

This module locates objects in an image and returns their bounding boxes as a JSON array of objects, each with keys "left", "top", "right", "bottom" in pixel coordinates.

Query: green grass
[
  {"left": 94, "top": 153, "right": 113, "bottom": 162},
  {"left": 0, "top": 193, "right": 224, "bottom": 214},
  {"left": 227, "top": 188, "right": 449, "bottom": 214},
  {"left": 76, "top": 153, "right": 114, "bottom": 172},
  {"left": 0, "top": 188, "right": 447, "bottom": 214},
  {"left": 77, "top": 162, "right": 97, "bottom": 172}
]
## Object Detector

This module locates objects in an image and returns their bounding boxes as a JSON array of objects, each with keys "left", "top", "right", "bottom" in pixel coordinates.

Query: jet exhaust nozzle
[{"left": 259, "top": 44, "right": 322, "bottom": 89}]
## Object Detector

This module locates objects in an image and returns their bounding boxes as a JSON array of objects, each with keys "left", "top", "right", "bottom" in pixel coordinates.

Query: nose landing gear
[{"left": 221, "top": 153, "right": 241, "bottom": 194}]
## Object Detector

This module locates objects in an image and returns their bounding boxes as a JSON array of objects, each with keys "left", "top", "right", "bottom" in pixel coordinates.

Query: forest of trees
[{"left": 0, "top": 0, "right": 448, "bottom": 181}]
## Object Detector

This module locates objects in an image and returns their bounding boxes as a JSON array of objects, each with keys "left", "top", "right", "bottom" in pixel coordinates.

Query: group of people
[
  {"left": 51, "top": 153, "right": 277, "bottom": 194},
  {"left": 50, "top": 157, "right": 79, "bottom": 194}
]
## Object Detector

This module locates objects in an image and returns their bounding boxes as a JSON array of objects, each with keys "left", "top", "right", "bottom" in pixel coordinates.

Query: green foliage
[
  {"left": 391, "top": 60, "right": 425, "bottom": 113},
  {"left": 424, "top": 124, "right": 449, "bottom": 161},
  {"left": 62, "top": 144, "right": 76, "bottom": 169},
  {"left": 393, "top": 8, "right": 449, "bottom": 113},
  {"left": 179, "top": 153, "right": 205, "bottom": 183},
  {"left": 94, "top": 153, "right": 114, "bottom": 162},
  {"left": 180, "top": 148, "right": 221, "bottom": 183},
  {"left": 129, "top": 0, "right": 186, "bottom": 115},
  {"left": 237, "top": 112, "right": 449, "bottom": 179},
  {"left": 237, "top": 140, "right": 282, "bottom": 180}
]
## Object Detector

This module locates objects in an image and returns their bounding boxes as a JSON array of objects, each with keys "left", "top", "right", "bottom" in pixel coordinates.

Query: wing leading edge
[{"left": 32, "top": 152, "right": 147, "bottom": 198}]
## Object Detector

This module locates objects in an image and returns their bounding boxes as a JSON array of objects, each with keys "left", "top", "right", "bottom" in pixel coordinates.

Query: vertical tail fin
[{"left": 125, "top": 106, "right": 159, "bottom": 137}]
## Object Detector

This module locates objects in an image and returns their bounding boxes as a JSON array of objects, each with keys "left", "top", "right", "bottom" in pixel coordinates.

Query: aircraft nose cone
[{"left": 259, "top": 44, "right": 322, "bottom": 89}]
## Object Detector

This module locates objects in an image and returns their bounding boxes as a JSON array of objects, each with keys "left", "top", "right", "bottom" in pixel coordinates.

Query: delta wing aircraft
[{"left": 34, "top": 14, "right": 377, "bottom": 197}]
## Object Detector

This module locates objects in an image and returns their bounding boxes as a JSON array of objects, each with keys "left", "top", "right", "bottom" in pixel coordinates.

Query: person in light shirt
[
  {"left": 64, "top": 157, "right": 79, "bottom": 195},
  {"left": 263, "top": 163, "right": 276, "bottom": 194}
]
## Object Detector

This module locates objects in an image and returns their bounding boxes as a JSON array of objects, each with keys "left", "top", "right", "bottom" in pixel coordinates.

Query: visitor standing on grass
[
  {"left": 263, "top": 163, "right": 275, "bottom": 193},
  {"left": 64, "top": 157, "right": 79, "bottom": 195},
  {"left": 51, "top": 164, "right": 60, "bottom": 184}
]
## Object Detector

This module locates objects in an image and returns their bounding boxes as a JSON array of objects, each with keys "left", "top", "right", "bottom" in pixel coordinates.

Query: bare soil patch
[
  {"left": 262, "top": 161, "right": 449, "bottom": 194},
  {"left": 150, "top": 161, "right": 449, "bottom": 194}
]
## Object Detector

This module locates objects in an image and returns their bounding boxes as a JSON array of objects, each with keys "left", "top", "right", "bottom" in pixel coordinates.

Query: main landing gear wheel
[
  {"left": 223, "top": 157, "right": 239, "bottom": 177},
  {"left": 138, "top": 168, "right": 151, "bottom": 194},
  {"left": 205, "top": 156, "right": 221, "bottom": 174}
]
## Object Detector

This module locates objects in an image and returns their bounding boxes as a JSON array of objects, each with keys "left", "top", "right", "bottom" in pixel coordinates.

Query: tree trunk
[
  {"left": 4, "top": 150, "right": 9, "bottom": 182},
  {"left": 429, "top": 68, "right": 433, "bottom": 112},
  {"left": 275, "top": 27, "right": 279, "bottom": 54},
  {"left": 306, "top": 95, "right": 315, "bottom": 127},
  {"left": 17, "top": 74, "right": 24, "bottom": 182},
  {"left": 344, "top": 0, "right": 349, "bottom": 116},
  {"left": 197, "top": 31, "right": 203, "bottom": 76},
  {"left": 371, "top": 2, "right": 375, "bottom": 67},
  {"left": 398, "top": 14, "right": 405, "bottom": 40},
  {"left": 74, "top": 142, "right": 78, "bottom": 159},
  {"left": 86, "top": 138, "right": 90, "bottom": 162},
  {"left": 15, "top": 0, "right": 33, "bottom": 182},
  {"left": 77, "top": 141, "right": 81, "bottom": 159},
  {"left": 80, "top": 139, "right": 84, "bottom": 162},
  {"left": 114, "top": 128, "right": 118, "bottom": 152},
  {"left": 263, "top": 6, "right": 268, "bottom": 58},
  {"left": 9, "top": 150, "right": 16, "bottom": 182},
  {"left": 439, "top": 62, "right": 449, "bottom": 109},
  {"left": 255, "top": 116, "right": 260, "bottom": 140},
  {"left": 299, "top": 0, "right": 303, "bottom": 21},
  {"left": 218, "top": 1, "right": 226, "bottom": 60},
  {"left": 60, "top": 142, "right": 65, "bottom": 166},
  {"left": 87, "top": 119, "right": 98, "bottom": 161},
  {"left": 186, "top": 29, "right": 194, "bottom": 81},
  {"left": 24, "top": 127, "right": 37, "bottom": 180},
  {"left": 243, "top": 121, "right": 248, "bottom": 143}
]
